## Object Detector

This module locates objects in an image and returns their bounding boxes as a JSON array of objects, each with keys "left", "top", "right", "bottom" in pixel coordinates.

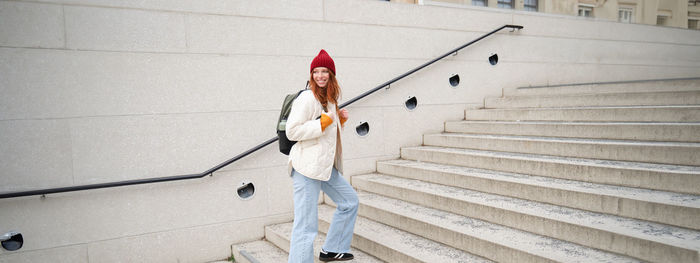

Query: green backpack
[{"left": 277, "top": 88, "right": 307, "bottom": 155}]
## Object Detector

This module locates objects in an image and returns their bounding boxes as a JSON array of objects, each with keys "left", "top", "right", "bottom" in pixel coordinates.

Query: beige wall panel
[
  {"left": 0, "top": 48, "right": 77, "bottom": 120},
  {"left": 337, "top": 107, "right": 386, "bottom": 160},
  {"left": 496, "top": 35, "right": 700, "bottom": 66},
  {"left": 598, "top": 20, "right": 700, "bottom": 43},
  {"left": 16, "top": 0, "right": 323, "bottom": 21},
  {"left": 335, "top": 57, "right": 429, "bottom": 105},
  {"left": 257, "top": 166, "right": 295, "bottom": 215},
  {"left": 450, "top": 31, "right": 512, "bottom": 61},
  {"left": 86, "top": 212, "right": 291, "bottom": 263},
  {"left": 391, "top": 59, "right": 514, "bottom": 104},
  {"left": 495, "top": 35, "right": 584, "bottom": 64},
  {"left": 506, "top": 62, "right": 698, "bottom": 85},
  {"left": 0, "top": 245, "right": 87, "bottom": 263},
  {"left": 338, "top": 58, "right": 505, "bottom": 109},
  {"left": 0, "top": 49, "right": 310, "bottom": 119},
  {"left": 343, "top": 155, "right": 392, "bottom": 178},
  {"left": 471, "top": 61, "right": 547, "bottom": 90},
  {"left": 324, "top": 0, "right": 512, "bottom": 32},
  {"left": 64, "top": 6, "right": 187, "bottom": 52},
  {"left": 0, "top": 1, "right": 64, "bottom": 48},
  {"left": 307, "top": 54, "right": 490, "bottom": 108},
  {"left": 185, "top": 14, "right": 327, "bottom": 56},
  {"left": 587, "top": 41, "right": 700, "bottom": 66},
  {"left": 186, "top": 12, "right": 485, "bottom": 61},
  {"left": 505, "top": 62, "right": 602, "bottom": 86},
  {"left": 513, "top": 11, "right": 700, "bottom": 45},
  {"left": 0, "top": 166, "right": 291, "bottom": 251},
  {"left": 219, "top": 143, "right": 289, "bottom": 175},
  {"left": 381, "top": 104, "right": 467, "bottom": 156},
  {"left": 0, "top": 120, "right": 72, "bottom": 192},
  {"left": 69, "top": 111, "right": 281, "bottom": 184}
]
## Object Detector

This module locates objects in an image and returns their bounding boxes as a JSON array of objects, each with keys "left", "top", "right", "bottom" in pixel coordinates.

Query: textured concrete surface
[
  {"left": 264, "top": 221, "right": 382, "bottom": 263},
  {"left": 503, "top": 78, "right": 700, "bottom": 97},
  {"left": 378, "top": 159, "right": 700, "bottom": 208},
  {"left": 445, "top": 120, "right": 700, "bottom": 142},
  {"left": 486, "top": 90, "right": 700, "bottom": 108},
  {"left": 232, "top": 240, "right": 288, "bottom": 263},
  {"left": 424, "top": 132, "right": 700, "bottom": 166},
  {"left": 0, "top": 1, "right": 65, "bottom": 48},
  {"left": 354, "top": 173, "right": 700, "bottom": 263},
  {"left": 465, "top": 106, "right": 700, "bottom": 122},
  {"left": 349, "top": 191, "right": 643, "bottom": 263},
  {"left": 401, "top": 146, "right": 700, "bottom": 200},
  {"left": 317, "top": 204, "right": 491, "bottom": 263}
]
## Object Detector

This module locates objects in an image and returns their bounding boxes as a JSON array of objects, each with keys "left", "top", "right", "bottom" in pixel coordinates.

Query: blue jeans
[{"left": 288, "top": 168, "right": 359, "bottom": 263}]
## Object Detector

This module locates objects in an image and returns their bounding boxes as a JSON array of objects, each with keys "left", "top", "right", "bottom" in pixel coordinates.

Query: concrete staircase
[{"left": 231, "top": 79, "right": 700, "bottom": 263}]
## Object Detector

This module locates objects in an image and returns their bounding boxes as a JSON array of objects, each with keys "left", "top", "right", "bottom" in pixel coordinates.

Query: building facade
[{"left": 393, "top": 0, "right": 700, "bottom": 29}]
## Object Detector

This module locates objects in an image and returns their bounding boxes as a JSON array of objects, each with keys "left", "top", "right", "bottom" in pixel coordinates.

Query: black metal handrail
[{"left": 0, "top": 24, "right": 523, "bottom": 199}]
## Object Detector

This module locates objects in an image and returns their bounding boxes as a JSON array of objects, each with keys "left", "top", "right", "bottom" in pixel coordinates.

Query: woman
[{"left": 285, "top": 49, "right": 359, "bottom": 262}]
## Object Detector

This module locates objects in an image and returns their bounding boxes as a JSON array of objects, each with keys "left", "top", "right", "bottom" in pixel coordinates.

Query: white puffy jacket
[{"left": 286, "top": 90, "right": 343, "bottom": 181}]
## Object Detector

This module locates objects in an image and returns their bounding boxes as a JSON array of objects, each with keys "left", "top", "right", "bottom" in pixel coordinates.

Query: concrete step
[
  {"left": 353, "top": 173, "right": 700, "bottom": 263},
  {"left": 503, "top": 79, "right": 700, "bottom": 97},
  {"left": 232, "top": 240, "right": 288, "bottom": 263},
  {"left": 341, "top": 190, "right": 643, "bottom": 263},
  {"left": 264, "top": 222, "right": 382, "bottom": 263},
  {"left": 377, "top": 158, "right": 700, "bottom": 217},
  {"left": 423, "top": 133, "right": 700, "bottom": 166},
  {"left": 444, "top": 120, "right": 700, "bottom": 143},
  {"left": 316, "top": 205, "right": 490, "bottom": 263},
  {"left": 485, "top": 90, "right": 700, "bottom": 109},
  {"left": 464, "top": 106, "right": 700, "bottom": 122},
  {"left": 400, "top": 146, "right": 700, "bottom": 218}
]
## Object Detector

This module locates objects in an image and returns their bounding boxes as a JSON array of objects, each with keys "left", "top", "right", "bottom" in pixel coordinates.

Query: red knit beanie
[{"left": 310, "top": 49, "right": 336, "bottom": 75}]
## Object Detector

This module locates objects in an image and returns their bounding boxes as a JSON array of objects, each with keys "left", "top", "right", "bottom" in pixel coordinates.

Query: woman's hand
[
  {"left": 320, "top": 111, "right": 334, "bottom": 132},
  {"left": 339, "top": 109, "right": 349, "bottom": 120}
]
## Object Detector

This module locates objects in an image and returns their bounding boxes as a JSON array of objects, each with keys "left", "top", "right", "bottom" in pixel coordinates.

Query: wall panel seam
[
  {"left": 61, "top": 4, "right": 67, "bottom": 49},
  {"left": 83, "top": 212, "right": 293, "bottom": 244},
  {"left": 3, "top": 46, "right": 697, "bottom": 67},
  {"left": 0, "top": 104, "right": 475, "bottom": 122},
  {"left": 0, "top": 242, "right": 90, "bottom": 257}
]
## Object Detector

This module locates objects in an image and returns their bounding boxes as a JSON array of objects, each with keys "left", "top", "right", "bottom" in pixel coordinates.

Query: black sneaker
[{"left": 319, "top": 249, "right": 354, "bottom": 261}]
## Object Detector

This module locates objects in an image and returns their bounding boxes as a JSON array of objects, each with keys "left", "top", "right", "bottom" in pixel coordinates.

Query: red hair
[{"left": 309, "top": 71, "right": 341, "bottom": 110}]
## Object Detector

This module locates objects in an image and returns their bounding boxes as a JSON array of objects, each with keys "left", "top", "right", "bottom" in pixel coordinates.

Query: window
[
  {"left": 472, "top": 0, "right": 486, "bottom": 6},
  {"left": 657, "top": 16, "right": 668, "bottom": 26},
  {"left": 689, "top": 19, "right": 698, "bottom": 29},
  {"left": 524, "top": 0, "right": 538, "bottom": 11},
  {"left": 497, "top": 0, "right": 513, "bottom": 9},
  {"left": 618, "top": 8, "right": 633, "bottom": 23},
  {"left": 578, "top": 5, "right": 593, "bottom": 17}
]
